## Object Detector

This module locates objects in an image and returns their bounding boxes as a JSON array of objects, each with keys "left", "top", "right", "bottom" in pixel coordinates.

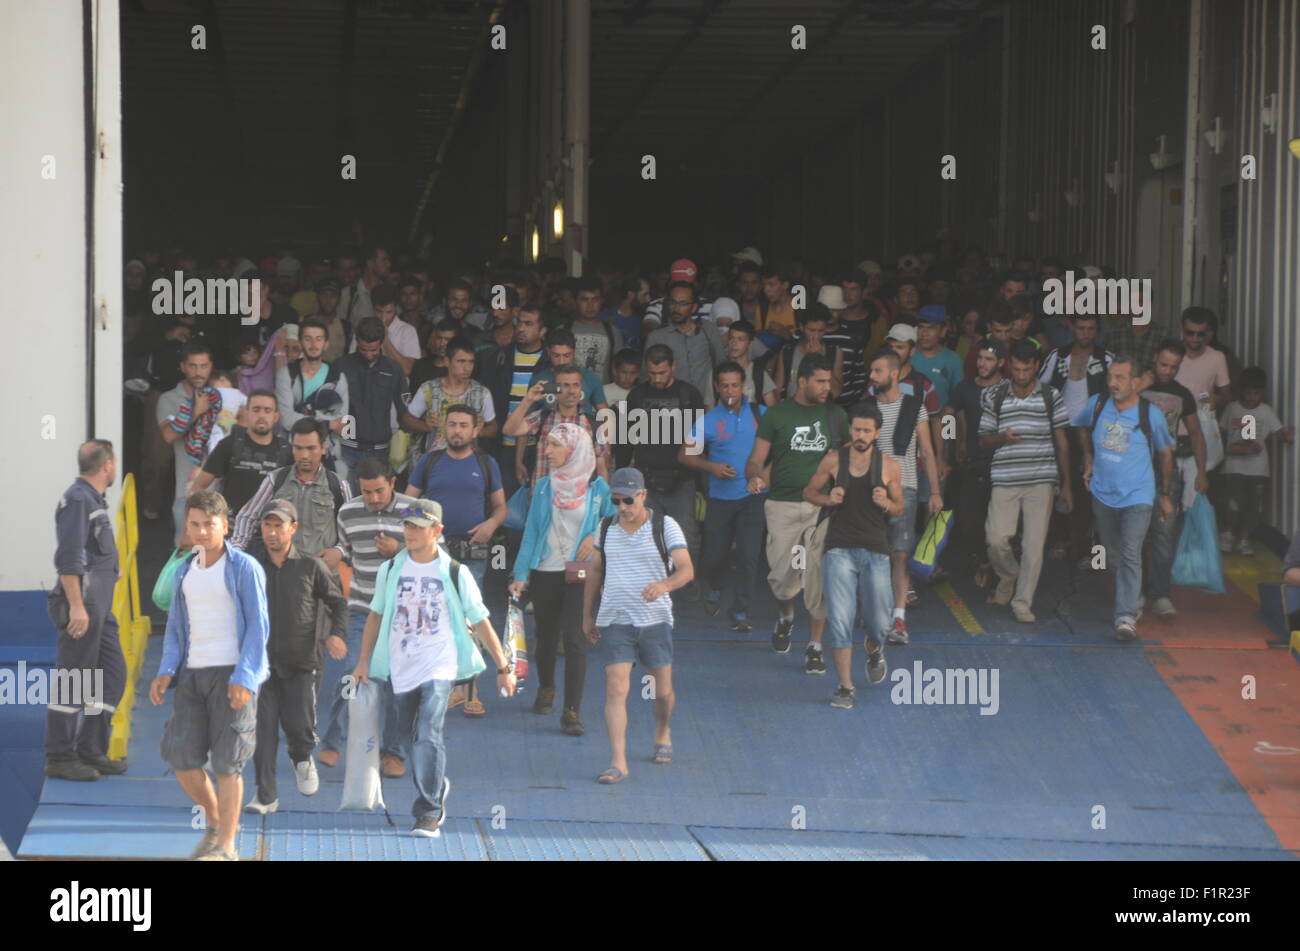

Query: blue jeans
[
  {"left": 1091, "top": 498, "right": 1152, "bottom": 626},
  {"left": 337, "top": 444, "right": 390, "bottom": 494},
  {"left": 318, "top": 607, "right": 403, "bottom": 757},
  {"left": 821, "top": 547, "right": 893, "bottom": 650},
  {"left": 393, "top": 677, "right": 454, "bottom": 820}
]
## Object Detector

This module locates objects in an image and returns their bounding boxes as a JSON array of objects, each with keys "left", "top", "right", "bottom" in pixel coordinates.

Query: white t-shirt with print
[
  {"left": 388, "top": 557, "right": 457, "bottom": 693},
  {"left": 1221, "top": 401, "right": 1282, "bottom": 477}
]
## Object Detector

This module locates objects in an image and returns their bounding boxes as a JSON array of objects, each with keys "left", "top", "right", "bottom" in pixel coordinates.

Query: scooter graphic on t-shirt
[{"left": 790, "top": 421, "right": 828, "bottom": 453}]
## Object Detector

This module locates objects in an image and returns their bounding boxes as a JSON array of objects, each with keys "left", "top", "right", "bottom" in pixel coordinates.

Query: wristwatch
[{"left": 497, "top": 663, "right": 513, "bottom": 675}]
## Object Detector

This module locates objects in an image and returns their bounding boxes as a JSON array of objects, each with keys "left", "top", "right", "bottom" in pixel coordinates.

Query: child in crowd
[
  {"left": 1219, "top": 366, "right": 1294, "bottom": 555},
  {"left": 208, "top": 370, "right": 248, "bottom": 452}
]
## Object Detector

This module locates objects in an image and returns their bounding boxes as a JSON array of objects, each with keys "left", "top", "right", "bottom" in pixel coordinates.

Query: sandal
[
  {"left": 597, "top": 767, "right": 626, "bottom": 784},
  {"left": 906, "top": 589, "right": 920, "bottom": 607},
  {"left": 463, "top": 700, "right": 485, "bottom": 717},
  {"left": 653, "top": 744, "right": 673, "bottom": 764}
]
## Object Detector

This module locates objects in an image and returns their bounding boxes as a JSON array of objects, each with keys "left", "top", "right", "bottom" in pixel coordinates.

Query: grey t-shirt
[{"left": 571, "top": 320, "right": 623, "bottom": 384}]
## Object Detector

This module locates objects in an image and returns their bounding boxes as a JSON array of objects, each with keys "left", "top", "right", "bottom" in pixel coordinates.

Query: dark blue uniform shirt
[{"left": 54, "top": 478, "right": 119, "bottom": 577}]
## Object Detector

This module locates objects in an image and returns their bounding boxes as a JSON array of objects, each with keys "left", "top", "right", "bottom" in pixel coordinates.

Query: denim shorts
[
  {"left": 888, "top": 487, "right": 919, "bottom": 552},
  {"left": 598, "top": 622, "right": 674, "bottom": 669},
  {"left": 160, "top": 666, "right": 258, "bottom": 776}
]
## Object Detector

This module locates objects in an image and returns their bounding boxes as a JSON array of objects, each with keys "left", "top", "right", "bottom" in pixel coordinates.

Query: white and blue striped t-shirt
[{"left": 595, "top": 511, "right": 687, "bottom": 628}]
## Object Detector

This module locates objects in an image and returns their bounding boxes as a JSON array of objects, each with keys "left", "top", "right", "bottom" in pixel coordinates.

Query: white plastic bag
[
  {"left": 339, "top": 679, "right": 386, "bottom": 811},
  {"left": 1198, "top": 403, "right": 1223, "bottom": 471}
]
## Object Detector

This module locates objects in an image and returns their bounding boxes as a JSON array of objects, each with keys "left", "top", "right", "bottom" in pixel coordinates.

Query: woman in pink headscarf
[{"left": 509, "top": 423, "right": 614, "bottom": 737}]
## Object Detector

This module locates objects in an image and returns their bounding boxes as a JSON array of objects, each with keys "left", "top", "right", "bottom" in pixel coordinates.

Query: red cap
[{"left": 669, "top": 258, "right": 697, "bottom": 283}]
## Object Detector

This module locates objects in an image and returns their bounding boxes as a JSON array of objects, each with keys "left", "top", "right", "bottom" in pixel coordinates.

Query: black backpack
[
  {"left": 865, "top": 394, "right": 922, "bottom": 458},
  {"left": 598, "top": 510, "right": 673, "bottom": 576},
  {"left": 410, "top": 448, "right": 494, "bottom": 523},
  {"left": 1088, "top": 392, "right": 1155, "bottom": 455},
  {"left": 818, "top": 444, "right": 884, "bottom": 525}
]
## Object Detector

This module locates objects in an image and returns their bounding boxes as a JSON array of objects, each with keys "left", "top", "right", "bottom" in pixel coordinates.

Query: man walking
[
  {"left": 157, "top": 341, "right": 222, "bottom": 544},
  {"left": 190, "top": 389, "right": 292, "bottom": 520},
  {"left": 644, "top": 282, "right": 726, "bottom": 409},
  {"left": 334, "top": 316, "right": 409, "bottom": 491},
  {"left": 352, "top": 499, "right": 516, "bottom": 836},
  {"left": 149, "top": 491, "right": 269, "bottom": 861},
  {"left": 745, "top": 355, "right": 848, "bottom": 669},
  {"left": 246, "top": 500, "right": 348, "bottom": 814},
  {"left": 682, "top": 362, "right": 767, "bottom": 632},
  {"left": 977, "top": 339, "right": 1073, "bottom": 623},
  {"left": 46, "top": 440, "right": 128, "bottom": 781},
  {"left": 582, "top": 469, "right": 694, "bottom": 784},
  {"left": 1072, "top": 356, "right": 1176, "bottom": 642},
  {"left": 803, "top": 403, "right": 903, "bottom": 708}
]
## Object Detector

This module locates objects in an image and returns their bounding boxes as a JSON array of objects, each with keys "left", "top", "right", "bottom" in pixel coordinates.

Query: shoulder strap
[
  {"left": 1138, "top": 396, "right": 1153, "bottom": 450},
  {"left": 1090, "top": 392, "right": 1109, "bottom": 431},
  {"left": 325, "top": 468, "right": 345, "bottom": 511},
  {"left": 473, "top": 448, "right": 493, "bottom": 518},
  {"left": 992, "top": 379, "right": 1011, "bottom": 421},
  {"left": 651, "top": 510, "right": 671, "bottom": 574},
  {"left": 448, "top": 557, "right": 462, "bottom": 596},
  {"left": 324, "top": 362, "right": 342, "bottom": 385},
  {"left": 749, "top": 398, "right": 762, "bottom": 424},
  {"left": 894, "top": 395, "right": 922, "bottom": 457},
  {"left": 598, "top": 516, "right": 612, "bottom": 574},
  {"left": 826, "top": 403, "right": 842, "bottom": 448},
  {"left": 272, "top": 465, "right": 291, "bottom": 494},
  {"left": 870, "top": 442, "right": 884, "bottom": 488},
  {"left": 415, "top": 449, "right": 446, "bottom": 487},
  {"left": 1041, "top": 383, "right": 1057, "bottom": 425}
]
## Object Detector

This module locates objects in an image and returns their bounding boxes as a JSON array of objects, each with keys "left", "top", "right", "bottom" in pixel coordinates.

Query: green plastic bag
[{"left": 151, "top": 548, "right": 190, "bottom": 612}]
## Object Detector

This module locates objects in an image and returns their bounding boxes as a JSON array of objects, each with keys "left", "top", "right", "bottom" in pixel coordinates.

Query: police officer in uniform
[{"left": 46, "top": 440, "right": 128, "bottom": 781}]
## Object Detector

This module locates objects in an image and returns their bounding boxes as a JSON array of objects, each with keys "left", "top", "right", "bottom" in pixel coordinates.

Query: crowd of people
[{"left": 45, "top": 242, "right": 1298, "bottom": 856}]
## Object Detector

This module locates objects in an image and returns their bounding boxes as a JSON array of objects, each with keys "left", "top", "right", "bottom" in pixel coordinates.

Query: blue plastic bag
[
  {"left": 1172, "top": 494, "right": 1225, "bottom": 594},
  {"left": 909, "top": 510, "right": 954, "bottom": 581},
  {"left": 504, "top": 484, "right": 532, "bottom": 532}
]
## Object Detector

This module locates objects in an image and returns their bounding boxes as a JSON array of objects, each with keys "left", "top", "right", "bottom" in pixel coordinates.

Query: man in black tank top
[{"left": 804, "top": 402, "right": 904, "bottom": 708}]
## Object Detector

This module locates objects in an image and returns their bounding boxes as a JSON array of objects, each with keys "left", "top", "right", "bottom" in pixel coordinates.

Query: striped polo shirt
[
  {"left": 336, "top": 491, "right": 418, "bottom": 610},
  {"left": 594, "top": 512, "right": 687, "bottom": 628},
  {"left": 504, "top": 348, "right": 544, "bottom": 446},
  {"left": 977, "top": 380, "right": 1068, "bottom": 486}
]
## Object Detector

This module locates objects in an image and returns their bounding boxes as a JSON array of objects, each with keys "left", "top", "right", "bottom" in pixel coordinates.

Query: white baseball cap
[
  {"left": 886, "top": 322, "right": 918, "bottom": 344},
  {"left": 817, "top": 285, "right": 846, "bottom": 310},
  {"left": 856, "top": 259, "right": 882, "bottom": 277},
  {"left": 730, "top": 246, "right": 763, "bottom": 266}
]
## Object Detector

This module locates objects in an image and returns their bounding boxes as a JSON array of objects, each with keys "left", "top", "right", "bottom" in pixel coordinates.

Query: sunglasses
[
  {"left": 397, "top": 505, "right": 437, "bottom": 521},
  {"left": 612, "top": 496, "right": 638, "bottom": 506}
]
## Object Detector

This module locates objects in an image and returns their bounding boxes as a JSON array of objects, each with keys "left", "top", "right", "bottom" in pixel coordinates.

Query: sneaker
[
  {"left": 195, "top": 846, "right": 239, "bottom": 861},
  {"left": 830, "top": 686, "right": 855, "bottom": 709},
  {"left": 1237, "top": 538, "right": 1255, "bottom": 556},
  {"left": 295, "top": 757, "right": 319, "bottom": 796},
  {"left": 244, "top": 797, "right": 279, "bottom": 815},
  {"left": 1219, "top": 531, "right": 1234, "bottom": 554},
  {"left": 886, "top": 617, "right": 909, "bottom": 645},
  {"left": 1151, "top": 597, "right": 1176, "bottom": 619},
  {"left": 865, "top": 641, "right": 887, "bottom": 685},
  {"left": 1011, "top": 604, "right": 1036, "bottom": 624},
  {"left": 79, "top": 754, "right": 127, "bottom": 775},
  {"left": 412, "top": 816, "right": 442, "bottom": 838},
  {"left": 532, "top": 686, "right": 556, "bottom": 715},
  {"left": 380, "top": 752, "right": 406, "bottom": 779},
  {"left": 804, "top": 645, "right": 827, "bottom": 675},
  {"left": 731, "top": 613, "right": 752, "bottom": 633},
  {"left": 1115, "top": 620, "right": 1138, "bottom": 643},
  {"left": 189, "top": 828, "right": 220, "bottom": 860},
  {"left": 560, "top": 708, "right": 585, "bottom": 736},
  {"left": 45, "top": 759, "right": 100, "bottom": 782},
  {"left": 704, "top": 590, "right": 722, "bottom": 617},
  {"left": 772, "top": 616, "right": 794, "bottom": 654}
]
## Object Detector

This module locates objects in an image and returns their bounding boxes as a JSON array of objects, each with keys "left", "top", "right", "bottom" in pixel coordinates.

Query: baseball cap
[
  {"left": 897, "top": 254, "right": 921, "bottom": 273},
  {"left": 125, "top": 259, "right": 146, "bottom": 273},
  {"left": 261, "top": 499, "right": 298, "bottom": 523},
  {"left": 277, "top": 256, "right": 302, "bottom": 277},
  {"left": 856, "top": 259, "right": 882, "bottom": 277},
  {"left": 976, "top": 338, "right": 1007, "bottom": 359},
  {"left": 917, "top": 304, "right": 948, "bottom": 324},
  {"left": 886, "top": 323, "right": 918, "bottom": 343},
  {"left": 669, "top": 259, "right": 698, "bottom": 283},
  {"left": 817, "top": 285, "right": 846, "bottom": 310},
  {"left": 400, "top": 498, "right": 443, "bottom": 528},
  {"left": 609, "top": 468, "right": 645, "bottom": 495},
  {"left": 316, "top": 278, "right": 341, "bottom": 294},
  {"left": 730, "top": 247, "right": 763, "bottom": 266},
  {"left": 710, "top": 296, "right": 740, "bottom": 325}
]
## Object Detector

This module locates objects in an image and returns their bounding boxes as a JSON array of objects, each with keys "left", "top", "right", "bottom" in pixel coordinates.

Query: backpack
[
  {"left": 1088, "top": 392, "right": 1155, "bottom": 454},
  {"left": 288, "top": 360, "right": 343, "bottom": 389},
  {"left": 598, "top": 510, "right": 673, "bottom": 577},
  {"left": 818, "top": 444, "right": 884, "bottom": 525},
  {"left": 271, "top": 464, "right": 347, "bottom": 512},
  {"left": 410, "top": 447, "right": 494, "bottom": 524}
]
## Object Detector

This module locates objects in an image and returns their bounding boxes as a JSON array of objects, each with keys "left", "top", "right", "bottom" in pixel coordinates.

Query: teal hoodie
[{"left": 367, "top": 548, "right": 489, "bottom": 684}]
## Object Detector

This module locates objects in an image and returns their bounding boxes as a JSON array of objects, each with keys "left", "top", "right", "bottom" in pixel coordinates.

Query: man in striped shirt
[
  {"left": 319, "top": 457, "right": 416, "bottom": 777},
  {"left": 977, "top": 339, "right": 1073, "bottom": 623}
]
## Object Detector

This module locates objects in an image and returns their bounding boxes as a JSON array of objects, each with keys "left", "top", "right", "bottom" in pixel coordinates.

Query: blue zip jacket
[
  {"left": 157, "top": 545, "right": 271, "bottom": 693},
  {"left": 513, "top": 476, "right": 615, "bottom": 582}
]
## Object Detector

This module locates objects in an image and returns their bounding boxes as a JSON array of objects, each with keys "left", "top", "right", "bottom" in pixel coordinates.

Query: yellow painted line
[
  {"left": 1222, "top": 548, "right": 1282, "bottom": 606},
  {"left": 935, "top": 581, "right": 984, "bottom": 634}
]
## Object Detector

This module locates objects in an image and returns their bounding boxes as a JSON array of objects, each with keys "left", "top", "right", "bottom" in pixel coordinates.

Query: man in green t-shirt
[{"left": 745, "top": 354, "right": 847, "bottom": 672}]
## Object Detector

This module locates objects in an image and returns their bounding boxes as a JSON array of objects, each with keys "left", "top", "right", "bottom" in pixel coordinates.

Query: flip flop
[
  {"left": 653, "top": 744, "right": 673, "bottom": 764},
  {"left": 597, "top": 767, "right": 626, "bottom": 784},
  {"left": 462, "top": 700, "right": 485, "bottom": 717},
  {"left": 447, "top": 694, "right": 466, "bottom": 709}
]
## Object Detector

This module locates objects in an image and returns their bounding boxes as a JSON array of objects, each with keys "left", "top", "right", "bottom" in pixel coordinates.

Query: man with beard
[{"left": 191, "top": 389, "right": 292, "bottom": 521}]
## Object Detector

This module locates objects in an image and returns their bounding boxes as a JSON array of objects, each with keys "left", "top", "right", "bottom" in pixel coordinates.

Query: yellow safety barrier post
[{"left": 108, "top": 474, "right": 153, "bottom": 760}]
